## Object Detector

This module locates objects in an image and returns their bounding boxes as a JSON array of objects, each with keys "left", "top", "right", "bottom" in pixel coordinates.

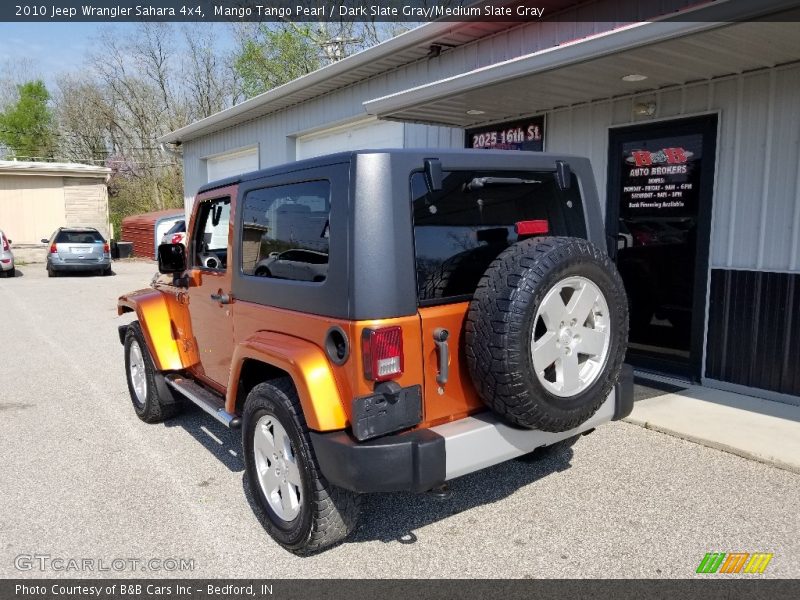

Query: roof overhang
[
  {"left": 0, "top": 161, "right": 111, "bottom": 178},
  {"left": 158, "top": 19, "right": 529, "bottom": 144},
  {"left": 364, "top": 0, "right": 800, "bottom": 128}
]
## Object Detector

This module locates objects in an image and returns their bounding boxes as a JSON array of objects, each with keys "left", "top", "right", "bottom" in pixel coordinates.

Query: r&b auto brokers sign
[{"left": 620, "top": 133, "right": 704, "bottom": 218}]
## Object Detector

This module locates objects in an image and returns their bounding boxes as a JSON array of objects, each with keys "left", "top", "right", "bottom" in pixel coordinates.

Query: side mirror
[
  {"left": 424, "top": 158, "right": 443, "bottom": 192},
  {"left": 41, "top": 238, "right": 49, "bottom": 244},
  {"left": 6, "top": 239, "right": 11, "bottom": 244},
  {"left": 158, "top": 242, "right": 186, "bottom": 274}
]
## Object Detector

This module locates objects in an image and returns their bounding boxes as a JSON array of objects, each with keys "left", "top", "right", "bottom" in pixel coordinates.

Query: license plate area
[{"left": 351, "top": 383, "right": 422, "bottom": 441}]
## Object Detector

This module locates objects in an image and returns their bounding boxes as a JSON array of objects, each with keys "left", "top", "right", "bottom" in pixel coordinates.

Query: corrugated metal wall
[
  {"left": 121, "top": 209, "right": 183, "bottom": 259},
  {"left": 706, "top": 269, "right": 800, "bottom": 403},
  {"left": 180, "top": 0, "right": 695, "bottom": 202},
  {"left": 545, "top": 62, "right": 800, "bottom": 273}
]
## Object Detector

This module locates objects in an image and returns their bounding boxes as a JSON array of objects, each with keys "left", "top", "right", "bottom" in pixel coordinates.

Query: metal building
[{"left": 159, "top": 0, "right": 800, "bottom": 405}]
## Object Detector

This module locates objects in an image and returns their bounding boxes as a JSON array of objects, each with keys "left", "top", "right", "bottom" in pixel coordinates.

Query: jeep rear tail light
[
  {"left": 1, "top": 234, "right": 8, "bottom": 252},
  {"left": 362, "top": 326, "right": 404, "bottom": 382},
  {"left": 103, "top": 242, "right": 110, "bottom": 254},
  {"left": 50, "top": 243, "right": 58, "bottom": 254}
]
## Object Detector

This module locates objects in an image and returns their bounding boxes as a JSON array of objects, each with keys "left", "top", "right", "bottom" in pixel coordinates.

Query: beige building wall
[
  {"left": 0, "top": 174, "right": 110, "bottom": 244},
  {"left": 0, "top": 176, "right": 67, "bottom": 244},
  {"left": 64, "top": 178, "right": 110, "bottom": 240}
]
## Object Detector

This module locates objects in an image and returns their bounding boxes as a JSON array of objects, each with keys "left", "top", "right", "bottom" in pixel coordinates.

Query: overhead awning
[{"left": 364, "top": 0, "right": 800, "bottom": 128}]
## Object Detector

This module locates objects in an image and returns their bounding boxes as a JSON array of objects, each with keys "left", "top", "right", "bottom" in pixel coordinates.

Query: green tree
[
  {"left": 0, "top": 80, "right": 56, "bottom": 160},
  {"left": 233, "top": 24, "right": 322, "bottom": 98}
]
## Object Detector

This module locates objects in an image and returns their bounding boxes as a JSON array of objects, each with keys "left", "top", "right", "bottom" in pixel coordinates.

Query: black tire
[
  {"left": 124, "top": 322, "right": 180, "bottom": 423},
  {"left": 254, "top": 267, "right": 271, "bottom": 277},
  {"left": 243, "top": 378, "right": 360, "bottom": 555},
  {"left": 47, "top": 266, "right": 57, "bottom": 277},
  {"left": 465, "top": 237, "right": 628, "bottom": 432},
  {"left": 103, "top": 267, "right": 113, "bottom": 276},
  {"left": 420, "top": 244, "right": 503, "bottom": 301},
  {"left": 3, "top": 268, "right": 12, "bottom": 278}
]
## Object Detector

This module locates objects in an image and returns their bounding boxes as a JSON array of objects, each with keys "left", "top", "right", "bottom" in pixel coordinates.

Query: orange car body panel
[
  {"left": 418, "top": 302, "right": 484, "bottom": 426},
  {"left": 118, "top": 287, "right": 199, "bottom": 371},
  {"left": 230, "top": 300, "right": 425, "bottom": 431},
  {"left": 118, "top": 183, "right": 484, "bottom": 434}
]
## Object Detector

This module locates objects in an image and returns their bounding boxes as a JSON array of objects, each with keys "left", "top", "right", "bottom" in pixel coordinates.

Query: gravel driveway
[{"left": 0, "top": 261, "right": 797, "bottom": 578}]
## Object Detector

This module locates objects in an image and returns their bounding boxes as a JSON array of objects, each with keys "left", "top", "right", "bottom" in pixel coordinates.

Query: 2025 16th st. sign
[{"left": 466, "top": 116, "right": 545, "bottom": 151}]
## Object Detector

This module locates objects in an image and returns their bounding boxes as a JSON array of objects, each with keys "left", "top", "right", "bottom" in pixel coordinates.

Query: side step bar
[{"left": 165, "top": 375, "right": 241, "bottom": 429}]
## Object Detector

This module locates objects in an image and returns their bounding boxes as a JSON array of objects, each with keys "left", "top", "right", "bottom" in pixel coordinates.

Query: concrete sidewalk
[{"left": 626, "top": 382, "right": 800, "bottom": 473}]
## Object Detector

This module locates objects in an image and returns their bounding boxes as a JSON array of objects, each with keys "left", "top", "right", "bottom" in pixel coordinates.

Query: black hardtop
[{"left": 197, "top": 148, "right": 590, "bottom": 194}]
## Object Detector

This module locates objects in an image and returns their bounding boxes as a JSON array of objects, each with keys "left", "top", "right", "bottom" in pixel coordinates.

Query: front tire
[
  {"left": 243, "top": 379, "right": 360, "bottom": 555},
  {"left": 124, "top": 322, "right": 180, "bottom": 423}
]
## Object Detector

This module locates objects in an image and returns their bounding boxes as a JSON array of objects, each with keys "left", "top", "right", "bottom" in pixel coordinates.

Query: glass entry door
[{"left": 606, "top": 115, "right": 718, "bottom": 380}]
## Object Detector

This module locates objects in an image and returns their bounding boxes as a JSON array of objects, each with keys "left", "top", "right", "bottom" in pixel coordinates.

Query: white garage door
[
  {"left": 296, "top": 119, "right": 404, "bottom": 160},
  {"left": 206, "top": 147, "right": 259, "bottom": 183}
]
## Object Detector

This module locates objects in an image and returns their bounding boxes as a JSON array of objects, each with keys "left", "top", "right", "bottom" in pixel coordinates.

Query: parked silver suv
[
  {"left": 43, "top": 227, "right": 112, "bottom": 277},
  {"left": 0, "top": 229, "right": 14, "bottom": 278}
]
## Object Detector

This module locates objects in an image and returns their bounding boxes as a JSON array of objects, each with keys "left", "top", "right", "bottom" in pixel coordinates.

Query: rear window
[
  {"left": 411, "top": 170, "right": 587, "bottom": 304},
  {"left": 55, "top": 230, "right": 104, "bottom": 244}
]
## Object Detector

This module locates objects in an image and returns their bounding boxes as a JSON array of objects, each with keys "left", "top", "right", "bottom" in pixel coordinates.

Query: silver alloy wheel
[
  {"left": 253, "top": 414, "right": 303, "bottom": 522},
  {"left": 531, "top": 276, "right": 611, "bottom": 398},
  {"left": 128, "top": 340, "right": 147, "bottom": 406}
]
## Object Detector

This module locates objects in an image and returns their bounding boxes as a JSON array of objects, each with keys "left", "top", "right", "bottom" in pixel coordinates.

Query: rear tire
[
  {"left": 47, "top": 266, "right": 57, "bottom": 277},
  {"left": 124, "top": 322, "right": 180, "bottom": 423},
  {"left": 465, "top": 237, "right": 628, "bottom": 432},
  {"left": 243, "top": 378, "right": 360, "bottom": 555}
]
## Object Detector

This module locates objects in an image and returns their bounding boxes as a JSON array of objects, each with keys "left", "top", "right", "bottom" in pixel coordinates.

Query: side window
[
  {"left": 241, "top": 180, "right": 330, "bottom": 283},
  {"left": 192, "top": 197, "right": 231, "bottom": 270}
]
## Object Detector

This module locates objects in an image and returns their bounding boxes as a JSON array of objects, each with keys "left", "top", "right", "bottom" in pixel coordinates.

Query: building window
[{"left": 241, "top": 180, "right": 331, "bottom": 283}]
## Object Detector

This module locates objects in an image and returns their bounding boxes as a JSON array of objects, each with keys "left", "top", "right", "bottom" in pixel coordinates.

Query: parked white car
[
  {"left": 0, "top": 229, "right": 14, "bottom": 278},
  {"left": 159, "top": 220, "right": 186, "bottom": 246},
  {"left": 253, "top": 249, "right": 328, "bottom": 282}
]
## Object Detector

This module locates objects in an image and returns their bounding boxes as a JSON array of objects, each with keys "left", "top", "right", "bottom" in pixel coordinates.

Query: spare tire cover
[{"left": 465, "top": 236, "right": 629, "bottom": 432}]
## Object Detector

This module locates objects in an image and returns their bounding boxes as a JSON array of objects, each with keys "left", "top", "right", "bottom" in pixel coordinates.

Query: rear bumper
[
  {"left": 49, "top": 259, "right": 111, "bottom": 272},
  {"left": 311, "top": 366, "right": 634, "bottom": 493}
]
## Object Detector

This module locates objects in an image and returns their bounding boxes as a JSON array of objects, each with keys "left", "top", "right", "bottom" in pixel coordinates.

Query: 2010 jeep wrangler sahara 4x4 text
[{"left": 117, "top": 149, "right": 632, "bottom": 555}]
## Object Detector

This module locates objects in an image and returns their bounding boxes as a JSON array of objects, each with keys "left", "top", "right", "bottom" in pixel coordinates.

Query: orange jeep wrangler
[{"left": 118, "top": 149, "right": 632, "bottom": 554}]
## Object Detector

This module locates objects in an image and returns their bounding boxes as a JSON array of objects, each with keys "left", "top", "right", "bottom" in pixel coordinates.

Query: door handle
[
  {"left": 433, "top": 328, "right": 449, "bottom": 386},
  {"left": 210, "top": 292, "right": 231, "bottom": 305}
]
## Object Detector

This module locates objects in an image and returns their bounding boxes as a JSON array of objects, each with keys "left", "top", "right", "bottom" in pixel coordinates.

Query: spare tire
[{"left": 465, "top": 237, "right": 628, "bottom": 432}]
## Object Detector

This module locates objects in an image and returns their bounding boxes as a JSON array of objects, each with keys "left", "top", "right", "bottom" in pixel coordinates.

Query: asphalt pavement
[{"left": 0, "top": 261, "right": 797, "bottom": 578}]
